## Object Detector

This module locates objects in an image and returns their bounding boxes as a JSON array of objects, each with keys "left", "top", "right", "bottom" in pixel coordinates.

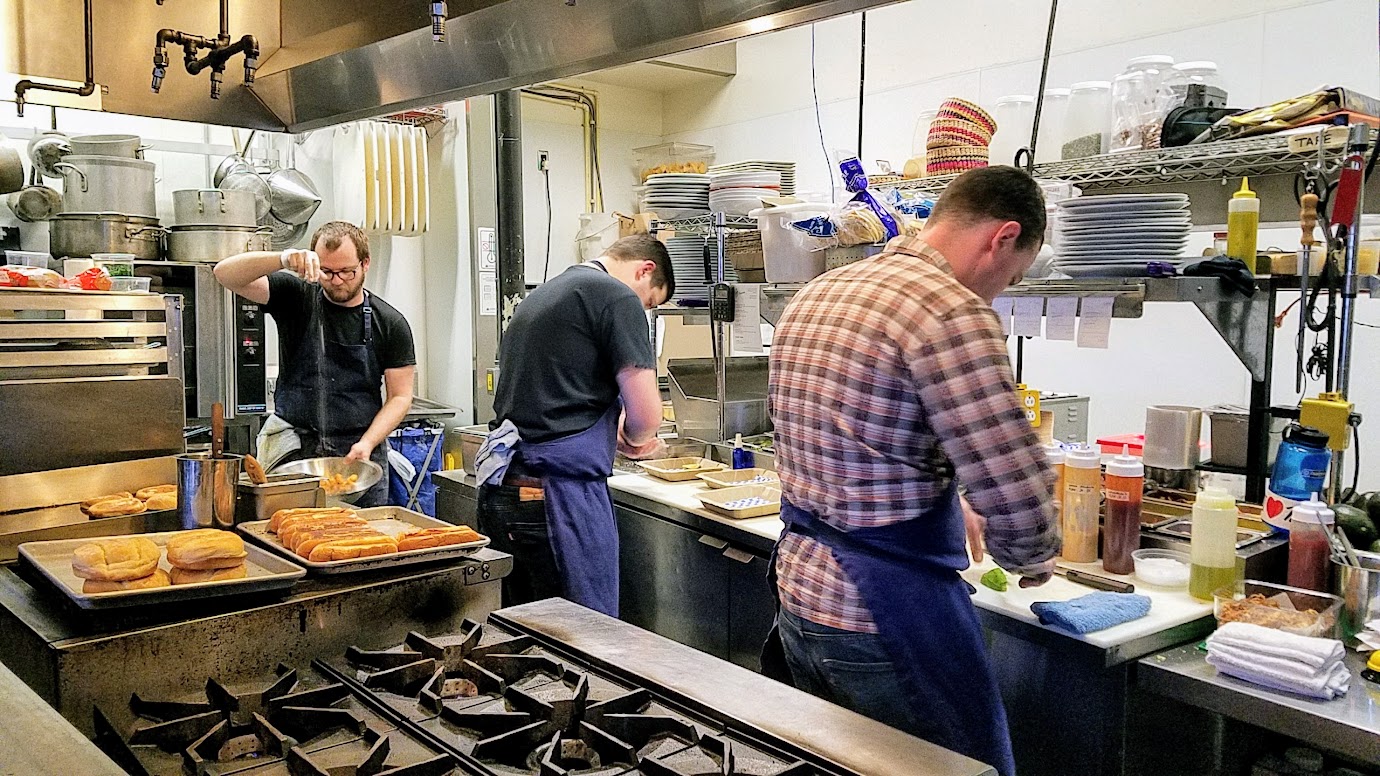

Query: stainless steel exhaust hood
[{"left": 5, "top": 0, "right": 898, "bottom": 132}]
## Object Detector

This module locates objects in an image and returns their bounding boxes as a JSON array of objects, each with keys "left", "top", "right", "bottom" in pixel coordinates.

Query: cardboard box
[{"left": 616, "top": 212, "right": 659, "bottom": 238}]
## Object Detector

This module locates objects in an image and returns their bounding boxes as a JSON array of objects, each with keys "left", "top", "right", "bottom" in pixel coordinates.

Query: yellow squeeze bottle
[{"left": 1227, "top": 178, "right": 1259, "bottom": 266}]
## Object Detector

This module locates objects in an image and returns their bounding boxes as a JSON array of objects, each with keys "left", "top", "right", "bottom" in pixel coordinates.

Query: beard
[{"left": 322, "top": 275, "right": 366, "bottom": 304}]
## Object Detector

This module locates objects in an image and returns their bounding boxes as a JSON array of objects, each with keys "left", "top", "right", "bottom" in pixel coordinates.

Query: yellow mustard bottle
[{"left": 1227, "top": 177, "right": 1259, "bottom": 267}]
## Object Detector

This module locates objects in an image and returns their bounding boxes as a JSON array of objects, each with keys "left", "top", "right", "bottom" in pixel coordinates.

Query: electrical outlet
[{"left": 537, "top": 150, "right": 549, "bottom": 172}]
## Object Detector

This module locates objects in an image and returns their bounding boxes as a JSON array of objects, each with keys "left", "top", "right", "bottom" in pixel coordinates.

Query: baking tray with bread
[
  {"left": 237, "top": 505, "right": 491, "bottom": 574},
  {"left": 18, "top": 529, "right": 306, "bottom": 610}
]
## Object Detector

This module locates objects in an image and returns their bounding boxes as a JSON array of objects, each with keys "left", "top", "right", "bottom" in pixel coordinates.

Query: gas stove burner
[{"left": 93, "top": 662, "right": 460, "bottom": 776}]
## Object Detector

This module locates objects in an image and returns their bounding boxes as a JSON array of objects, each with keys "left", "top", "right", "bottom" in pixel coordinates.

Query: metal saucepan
[
  {"left": 218, "top": 169, "right": 272, "bottom": 221},
  {"left": 7, "top": 168, "right": 63, "bottom": 222},
  {"left": 213, "top": 154, "right": 253, "bottom": 187},
  {"left": 166, "top": 224, "right": 273, "bottom": 263},
  {"left": 69, "top": 134, "right": 147, "bottom": 158},
  {"left": 172, "top": 188, "right": 257, "bottom": 227},
  {"left": 267, "top": 168, "right": 322, "bottom": 225},
  {"left": 0, "top": 141, "right": 23, "bottom": 195},
  {"left": 271, "top": 456, "right": 383, "bottom": 504},
  {"left": 49, "top": 212, "right": 165, "bottom": 260},
  {"left": 27, "top": 131, "right": 71, "bottom": 178},
  {"left": 55, "top": 155, "right": 157, "bottom": 218}
]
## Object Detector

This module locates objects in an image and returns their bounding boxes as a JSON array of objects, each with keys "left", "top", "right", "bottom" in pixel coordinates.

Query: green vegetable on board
[{"left": 980, "top": 567, "right": 1009, "bottom": 592}]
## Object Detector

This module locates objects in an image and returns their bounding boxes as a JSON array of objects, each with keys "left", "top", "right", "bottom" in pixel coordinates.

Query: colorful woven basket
[{"left": 935, "top": 98, "right": 997, "bottom": 135}]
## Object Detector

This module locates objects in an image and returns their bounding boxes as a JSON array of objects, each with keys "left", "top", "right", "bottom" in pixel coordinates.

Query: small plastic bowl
[
  {"left": 109, "top": 276, "right": 152, "bottom": 293},
  {"left": 1132, "top": 548, "right": 1191, "bottom": 589}
]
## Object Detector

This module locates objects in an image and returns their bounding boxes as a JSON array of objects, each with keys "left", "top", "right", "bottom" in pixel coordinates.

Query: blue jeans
[{"left": 777, "top": 606, "right": 932, "bottom": 737}]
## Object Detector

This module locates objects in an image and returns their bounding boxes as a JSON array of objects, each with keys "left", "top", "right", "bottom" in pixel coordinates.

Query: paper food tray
[
  {"left": 698, "top": 484, "right": 782, "bottom": 519},
  {"left": 637, "top": 457, "right": 726, "bottom": 482},
  {"left": 237, "top": 505, "right": 490, "bottom": 575},
  {"left": 18, "top": 531, "right": 305, "bottom": 610},
  {"left": 698, "top": 468, "right": 779, "bottom": 489}
]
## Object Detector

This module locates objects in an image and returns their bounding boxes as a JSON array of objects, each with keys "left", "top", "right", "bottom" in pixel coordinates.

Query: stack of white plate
[
  {"left": 708, "top": 160, "right": 796, "bottom": 196},
  {"left": 1053, "top": 193, "right": 1192, "bottom": 278},
  {"left": 642, "top": 173, "right": 709, "bottom": 219},
  {"left": 708, "top": 170, "right": 781, "bottom": 216},
  {"left": 666, "top": 236, "right": 737, "bottom": 303}
]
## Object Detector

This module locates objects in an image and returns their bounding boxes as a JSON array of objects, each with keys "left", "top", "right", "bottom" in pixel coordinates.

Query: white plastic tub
[{"left": 750, "top": 204, "right": 832, "bottom": 283}]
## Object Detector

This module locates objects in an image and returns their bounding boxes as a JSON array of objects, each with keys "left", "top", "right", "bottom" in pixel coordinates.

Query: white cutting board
[
  {"left": 387, "top": 124, "right": 405, "bottom": 234},
  {"left": 414, "top": 126, "right": 429, "bottom": 233},
  {"left": 331, "top": 124, "right": 367, "bottom": 228},
  {"left": 401, "top": 125, "right": 418, "bottom": 236},
  {"left": 362, "top": 122, "right": 379, "bottom": 231},
  {"left": 373, "top": 122, "right": 393, "bottom": 233}
]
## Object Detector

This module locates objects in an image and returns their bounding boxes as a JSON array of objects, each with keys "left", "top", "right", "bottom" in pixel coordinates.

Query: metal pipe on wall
[{"left": 494, "top": 89, "right": 526, "bottom": 344}]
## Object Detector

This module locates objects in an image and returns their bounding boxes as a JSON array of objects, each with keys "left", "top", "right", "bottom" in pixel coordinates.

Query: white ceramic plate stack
[
  {"left": 708, "top": 160, "right": 796, "bottom": 196},
  {"left": 642, "top": 173, "right": 710, "bottom": 219},
  {"left": 708, "top": 170, "right": 781, "bottom": 216},
  {"left": 1053, "top": 193, "right": 1192, "bottom": 278},
  {"left": 666, "top": 236, "right": 737, "bottom": 303}
]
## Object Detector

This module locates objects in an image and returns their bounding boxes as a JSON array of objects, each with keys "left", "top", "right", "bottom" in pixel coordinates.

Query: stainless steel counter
[
  {"left": 0, "top": 659, "right": 125, "bottom": 776},
  {"left": 1139, "top": 644, "right": 1380, "bottom": 765},
  {"left": 0, "top": 548, "right": 512, "bottom": 736},
  {"left": 495, "top": 597, "right": 999, "bottom": 776}
]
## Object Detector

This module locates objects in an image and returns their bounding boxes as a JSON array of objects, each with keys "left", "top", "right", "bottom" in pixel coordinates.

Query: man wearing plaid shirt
[{"left": 768, "top": 167, "right": 1059, "bottom": 776}]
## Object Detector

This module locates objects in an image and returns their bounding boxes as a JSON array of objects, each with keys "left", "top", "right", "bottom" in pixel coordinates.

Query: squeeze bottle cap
[
  {"left": 1043, "top": 442, "right": 1066, "bottom": 466},
  {"left": 1291, "top": 493, "right": 1335, "bottom": 525},
  {"left": 1234, "top": 178, "right": 1255, "bottom": 199},
  {"left": 1064, "top": 445, "right": 1101, "bottom": 470},
  {"left": 1105, "top": 445, "right": 1144, "bottom": 478},
  {"left": 1195, "top": 486, "right": 1237, "bottom": 512}
]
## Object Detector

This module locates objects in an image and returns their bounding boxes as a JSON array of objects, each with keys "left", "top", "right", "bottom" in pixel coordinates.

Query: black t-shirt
[
  {"left": 493, "top": 264, "right": 655, "bottom": 443},
  {"left": 265, "top": 271, "right": 416, "bottom": 377}
]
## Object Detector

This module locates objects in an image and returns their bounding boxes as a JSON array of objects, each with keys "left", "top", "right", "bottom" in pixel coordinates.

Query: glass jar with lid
[
  {"left": 1109, "top": 55, "right": 1176, "bottom": 152},
  {"left": 1062, "top": 81, "right": 1111, "bottom": 159},
  {"left": 990, "top": 95, "right": 1036, "bottom": 166},
  {"left": 1035, "top": 88, "right": 1070, "bottom": 164}
]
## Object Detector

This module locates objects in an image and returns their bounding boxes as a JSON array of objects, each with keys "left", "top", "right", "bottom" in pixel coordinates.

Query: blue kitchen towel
[{"left": 1030, "top": 592, "right": 1152, "bottom": 634}]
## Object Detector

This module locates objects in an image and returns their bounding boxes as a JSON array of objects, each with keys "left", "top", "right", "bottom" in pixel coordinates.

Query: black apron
[{"left": 274, "top": 290, "right": 389, "bottom": 506}]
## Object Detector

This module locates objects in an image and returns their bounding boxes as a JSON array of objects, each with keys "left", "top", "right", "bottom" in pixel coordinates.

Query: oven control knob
[{"left": 464, "top": 565, "right": 476, "bottom": 576}]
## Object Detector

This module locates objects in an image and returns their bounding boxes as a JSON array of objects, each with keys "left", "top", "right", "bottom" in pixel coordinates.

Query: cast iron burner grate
[
  {"left": 326, "top": 621, "right": 821, "bottom": 776},
  {"left": 92, "top": 663, "right": 457, "bottom": 776}
]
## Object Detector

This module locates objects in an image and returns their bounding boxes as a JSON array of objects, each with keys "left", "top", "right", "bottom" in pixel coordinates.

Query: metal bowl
[{"left": 270, "top": 456, "right": 382, "bottom": 504}]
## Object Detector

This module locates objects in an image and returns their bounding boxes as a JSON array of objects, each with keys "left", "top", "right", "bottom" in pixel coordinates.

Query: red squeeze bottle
[{"left": 1103, "top": 446, "right": 1143, "bottom": 575}]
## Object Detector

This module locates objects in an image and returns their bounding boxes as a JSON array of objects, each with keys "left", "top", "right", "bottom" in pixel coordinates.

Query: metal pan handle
[{"left": 52, "top": 161, "right": 87, "bottom": 192}]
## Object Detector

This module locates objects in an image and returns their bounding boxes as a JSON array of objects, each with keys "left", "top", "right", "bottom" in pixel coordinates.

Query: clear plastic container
[
  {"left": 911, "top": 109, "right": 939, "bottom": 158},
  {"left": 632, "top": 142, "right": 715, "bottom": 182},
  {"left": 1213, "top": 580, "right": 1342, "bottom": 639},
  {"left": 1061, "top": 446, "right": 1101, "bottom": 563},
  {"left": 4, "top": 250, "right": 52, "bottom": 268},
  {"left": 1189, "top": 486, "right": 1239, "bottom": 601},
  {"left": 990, "top": 95, "right": 1035, "bottom": 167},
  {"left": 1108, "top": 55, "right": 1176, "bottom": 152},
  {"left": 1035, "top": 89, "right": 1070, "bottom": 164},
  {"left": 749, "top": 204, "right": 832, "bottom": 282},
  {"left": 1062, "top": 81, "right": 1111, "bottom": 159},
  {"left": 1171, "top": 61, "right": 1225, "bottom": 105},
  {"left": 1132, "top": 549, "right": 1190, "bottom": 588},
  {"left": 1356, "top": 214, "right": 1380, "bottom": 275},
  {"left": 91, "top": 254, "right": 136, "bottom": 277},
  {"left": 109, "top": 276, "right": 152, "bottom": 293},
  {"left": 1287, "top": 496, "right": 1334, "bottom": 593}
]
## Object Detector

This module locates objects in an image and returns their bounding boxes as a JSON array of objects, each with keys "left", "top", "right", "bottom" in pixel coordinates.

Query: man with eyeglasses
[{"left": 215, "top": 220, "right": 416, "bottom": 507}]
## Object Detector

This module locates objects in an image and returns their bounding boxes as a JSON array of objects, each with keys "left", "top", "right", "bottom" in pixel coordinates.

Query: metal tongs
[{"left": 1326, "top": 521, "right": 1362, "bottom": 567}]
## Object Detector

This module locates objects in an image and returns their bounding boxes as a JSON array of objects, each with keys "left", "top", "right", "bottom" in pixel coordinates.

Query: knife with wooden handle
[{"left": 1054, "top": 565, "right": 1136, "bottom": 594}]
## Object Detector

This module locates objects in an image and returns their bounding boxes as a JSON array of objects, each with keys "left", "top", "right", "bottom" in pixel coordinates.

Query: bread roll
[
  {"left": 165, "top": 529, "right": 247, "bottom": 570},
  {"left": 82, "top": 568, "right": 171, "bottom": 594},
  {"left": 278, "top": 516, "right": 366, "bottom": 547},
  {"left": 80, "top": 492, "right": 132, "bottom": 511},
  {"left": 397, "top": 527, "right": 483, "bottom": 552},
  {"left": 72, "top": 537, "right": 161, "bottom": 581},
  {"left": 270, "top": 507, "right": 354, "bottom": 533},
  {"left": 134, "top": 484, "right": 176, "bottom": 501},
  {"left": 295, "top": 528, "right": 385, "bottom": 557},
  {"left": 170, "top": 563, "right": 247, "bottom": 585},
  {"left": 85, "top": 497, "right": 148, "bottom": 518},
  {"left": 144, "top": 491, "right": 177, "bottom": 511},
  {"left": 307, "top": 535, "right": 398, "bottom": 562}
]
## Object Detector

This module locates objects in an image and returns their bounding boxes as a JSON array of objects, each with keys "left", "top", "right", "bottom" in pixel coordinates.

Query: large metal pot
[
  {"left": 55, "top": 155, "right": 157, "bottom": 217},
  {"left": 173, "top": 189, "right": 257, "bottom": 227},
  {"left": 167, "top": 224, "right": 272, "bottom": 263},
  {"left": 50, "top": 212, "right": 165, "bottom": 260},
  {"left": 69, "top": 134, "right": 145, "bottom": 158}
]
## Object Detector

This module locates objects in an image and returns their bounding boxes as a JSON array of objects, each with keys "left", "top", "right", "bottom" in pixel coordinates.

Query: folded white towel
[
  {"left": 1207, "top": 622, "right": 1344, "bottom": 670},
  {"left": 1206, "top": 649, "right": 1350, "bottom": 699},
  {"left": 1208, "top": 642, "right": 1336, "bottom": 681}
]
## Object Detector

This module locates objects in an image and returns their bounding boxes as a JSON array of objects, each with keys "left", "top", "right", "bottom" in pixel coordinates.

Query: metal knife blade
[{"left": 1053, "top": 565, "right": 1135, "bottom": 594}]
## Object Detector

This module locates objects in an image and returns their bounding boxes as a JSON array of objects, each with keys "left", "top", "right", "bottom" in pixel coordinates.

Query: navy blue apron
[
  {"left": 514, "top": 403, "right": 622, "bottom": 617},
  {"left": 274, "top": 290, "right": 389, "bottom": 507},
  {"left": 774, "top": 486, "right": 1016, "bottom": 776}
]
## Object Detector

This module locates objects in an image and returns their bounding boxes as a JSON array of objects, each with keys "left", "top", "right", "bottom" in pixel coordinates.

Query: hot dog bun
[
  {"left": 396, "top": 527, "right": 483, "bottom": 552},
  {"left": 143, "top": 491, "right": 177, "bottom": 511},
  {"left": 270, "top": 507, "right": 355, "bottom": 533},
  {"left": 80, "top": 492, "right": 133, "bottom": 512},
  {"left": 134, "top": 484, "right": 176, "bottom": 501},
  {"left": 307, "top": 535, "right": 398, "bottom": 563}
]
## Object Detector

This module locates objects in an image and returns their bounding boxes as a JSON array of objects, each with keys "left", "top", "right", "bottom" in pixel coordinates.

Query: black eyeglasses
[{"left": 320, "top": 265, "right": 361, "bottom": 282}]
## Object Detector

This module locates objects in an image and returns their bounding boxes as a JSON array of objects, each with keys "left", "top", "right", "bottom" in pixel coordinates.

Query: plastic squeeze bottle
[
  {"left": 1061, "top": 446, "right": 1101, "bottom": 563},
  {"left": 1044, "top": 443, "right": 1066, "bottom": 513},
  {"left": 731, "top": 434, "right": 754, "bottom": 470},
  {"left": 1189, "top": 487, "right": 1240, "bottom": 600},
  {"left": 1287, "top": 494, "right": 1335, "bottom": 593},
  {"left": 1102, "top": 446, "right": 1143, "bottom": 575},
  {"left": 1227, "top": 177, "right": 1259, "bottom": 267}
]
